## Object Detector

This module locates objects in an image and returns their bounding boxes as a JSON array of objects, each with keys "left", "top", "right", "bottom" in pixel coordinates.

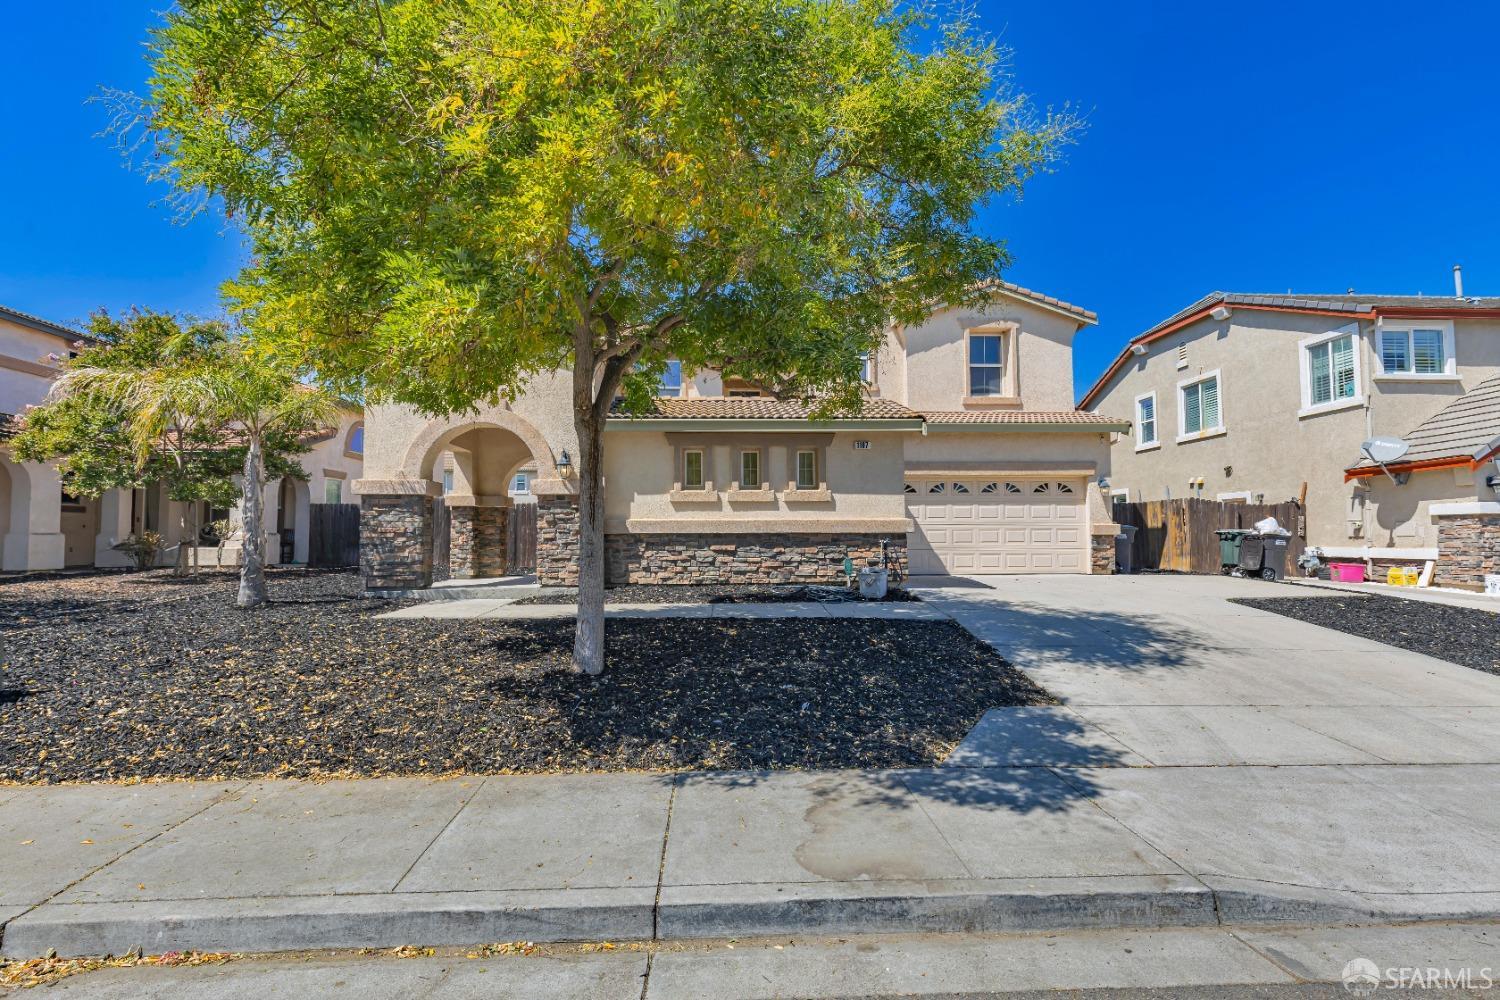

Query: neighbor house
[
  {"left": 1080, "top": 278, "right": 1500, "bottom": 588},
  {"left": 0, "top": 304, "right": 364, "bottom": 572},
  {"left": 356, "top": 282, "right": 1130, "bottom": 590}
]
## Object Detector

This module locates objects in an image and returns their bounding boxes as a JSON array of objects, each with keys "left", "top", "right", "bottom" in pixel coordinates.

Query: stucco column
[
  {"left": 93, "top": 488, "right": 136, "bottom": 568},
  {"left": 447, "top": 497, "right": 510, "bottom": 579},
  {"left": 355, "top": 478, "right": 440, "bottom": 591},
  {"left": 1, "top": 459, "right": 64, "bottom": 572}
]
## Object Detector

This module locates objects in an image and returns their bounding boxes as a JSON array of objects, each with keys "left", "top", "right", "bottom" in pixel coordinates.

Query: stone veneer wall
[
  {"left": 361, "top": 494, "right": 433, "bottom": 590},
  {"left": 1435, "top": 513, "right": 1500, "bottom": 590},
  {"left": 449, "top": 505, "right": 509, "bottom": 579},
  {"left": 604, "top": 533, "right": 906, "bottom": 585},
  {"left": 1090, "top": 533, "right": 1115, "bottom": 575},
  {"left": 536, "top": 496, "right": 581, "bottom": 586}
]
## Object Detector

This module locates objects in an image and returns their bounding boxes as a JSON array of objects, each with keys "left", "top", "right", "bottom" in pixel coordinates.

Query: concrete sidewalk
[
  {"left": 376, "top": 600, "right": 948, "bottom": 621},
  {"left": 4, "top": 761, "right": 1499, "bottom": 959}
]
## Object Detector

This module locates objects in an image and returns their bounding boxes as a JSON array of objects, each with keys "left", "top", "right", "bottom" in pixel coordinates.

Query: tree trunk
[
  {"left": 572, "top": 410, "right": 607, "bottom": 675},
  {"left": 237, "top": 434, "right": 269, "bottom": 609}
]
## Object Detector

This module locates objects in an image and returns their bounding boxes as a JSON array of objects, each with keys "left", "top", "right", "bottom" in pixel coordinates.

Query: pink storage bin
[{"left": 1328, "top": 562, "right": 1366, "bottom": 583}]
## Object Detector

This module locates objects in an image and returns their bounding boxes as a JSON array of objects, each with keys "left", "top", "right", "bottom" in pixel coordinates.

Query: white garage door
[{"left": 906, "top": 478, "right": 1088, "bottom": 575}]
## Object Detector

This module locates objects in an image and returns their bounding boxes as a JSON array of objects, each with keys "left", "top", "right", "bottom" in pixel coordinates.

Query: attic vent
[
  {"left": 1176, "top": 341, "right": 1189, "bottom": 370},
  {"left": 852, "top": 440, "right": 872, "bottom": 450}
]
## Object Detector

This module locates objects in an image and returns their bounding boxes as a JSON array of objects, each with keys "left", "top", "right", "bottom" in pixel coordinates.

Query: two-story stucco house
[
  {"left": 356, "top": 282, "right": 1129, "bottom": 590},
  {"left": 0, "top": 304, "right": 365, "bottom": 572},
  {"left": 1081, "top": 280, "right": 1500, "bottom": 588}
]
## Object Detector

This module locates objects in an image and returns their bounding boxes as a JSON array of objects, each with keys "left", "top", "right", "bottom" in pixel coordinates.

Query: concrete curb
[{"left": 11, "top": 875, "right": 1498, "bottom": 959}]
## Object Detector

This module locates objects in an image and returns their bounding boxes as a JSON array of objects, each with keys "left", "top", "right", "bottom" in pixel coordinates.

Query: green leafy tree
[
  {"left": 14, "top": 310, "right": 319, "bottom": 592},
  {"left": 131, "top": 0, "right": 1077, "bottom": 671}
]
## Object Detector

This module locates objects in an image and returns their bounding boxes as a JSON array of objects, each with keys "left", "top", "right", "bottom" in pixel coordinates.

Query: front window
[
  {"left": 1307, "top": 334, "right": 1357, "bottom": 406},
  {"left": 1180, "top": 373, "right": 1222, "bottom": 436},
  {"left": 1380, "top": 327, "right": 1448, "bottom": 376},
  {"left": 659, "top": 360, "right": 684, "bottom": 397},
  {"left": 442, "top": 469, "right": 454, "bottom": 494},
  {"left": 795, "top": 450, "right": 818, "bottom": 490},
  {"left": 739, "top": 450, "right": 761, "bottom": 489},
  {"left": 683, "top": 450, "right": 705, "bottom": 489},
  {"left": 324, "top": 479, "right": 342, "bottom": 504},
  {"left": 512, "top": 473, "right": 530, "bottom": 495},
  {"left": 968, "top": 334, "right": 1004, "bottom": 396},
  {"left": 1136, "top": 393, "right": 1157, "bottom": 445}
]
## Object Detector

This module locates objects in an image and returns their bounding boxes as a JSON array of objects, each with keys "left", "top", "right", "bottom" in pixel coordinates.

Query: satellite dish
[{"left": 1361, "top": 436, "right": 1410, "bottom": 465}]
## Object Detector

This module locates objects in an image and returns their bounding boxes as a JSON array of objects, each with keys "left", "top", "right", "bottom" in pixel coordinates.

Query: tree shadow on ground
[{"left": 923, "top": 593, "right": 1217, "bottom": 674}]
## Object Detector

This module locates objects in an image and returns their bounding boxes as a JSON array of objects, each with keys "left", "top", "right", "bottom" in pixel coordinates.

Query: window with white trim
[
  {"left": 858, "top": 353, "right": 873, "bottom": 384},
  {"left": 659, "top": 360, "right": 684, "bottom": 397},
  {"left": 683, "top": 450, "right": 705, "bottom": 489},
  {"left": 1135, "top": 392, "right": 1157, "bottom": 446},
  {"left": 968, "top": 334, "right": 1004, "bottom": 396},
  {"left": 739, "top": 450, "right": 761, "bottom": 489},
  {"left": 511, "top": 472, "right": 530, "bottom": 495},
  {"left": 1379, "top": 324, "right": 1452, "bottom": 376},
  {"left": 1306, "top": 333, "right": 1357, "bottom": 407},
  {"left": 795, "top": 450, "right": 817, "bottom": 490},
  {"left": 1179, "top": 373, "right": 1222, "bottom": 437}
]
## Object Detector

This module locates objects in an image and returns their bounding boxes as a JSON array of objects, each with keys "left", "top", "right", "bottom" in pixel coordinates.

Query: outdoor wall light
[{"left": 557, "top": 449, "right": 573, "bottom": 477}]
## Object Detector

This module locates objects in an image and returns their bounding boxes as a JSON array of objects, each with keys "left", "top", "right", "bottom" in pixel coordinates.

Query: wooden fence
[
  {"left": 1112, "top": 498, "right": 1305, "bottom": 575},
  {"left": 508, "top": 502, "right": 537, "bottom": 573},
  {"left": 307, "top": 502, "right": 361, "bottom": 568},
  {"left": 431, "top": 497, "right": 450, "bottom": 580}
]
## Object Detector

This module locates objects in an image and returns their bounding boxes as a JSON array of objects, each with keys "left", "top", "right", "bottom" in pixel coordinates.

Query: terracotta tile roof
[
  {"left": 614, "top": 397, "right": 922, "bottom": 420},
  {"left": 1348, "top": 375, "right": 1500, "bottom": 472},
  {"left": 924, "top": 410, "right": 1128, "bottom": 427},
  {"left": 973, "top": 279, "right": 1097, "bottom": 323}
]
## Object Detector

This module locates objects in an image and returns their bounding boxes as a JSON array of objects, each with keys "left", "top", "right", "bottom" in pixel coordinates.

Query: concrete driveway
[{"left": 914, "top": 573, "right": 1500, "bottom": 768}]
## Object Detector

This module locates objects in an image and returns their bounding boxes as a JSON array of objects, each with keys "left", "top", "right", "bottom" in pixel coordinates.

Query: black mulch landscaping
[
  {"left": 1232, "top": 593, "right": 1500, "bottom": 676},
  {"left": 0, "top": 569, "right": 1045, "bottom": 783},
  {"left": 516, "top": 582, "right": 922, "bottom": 605}
]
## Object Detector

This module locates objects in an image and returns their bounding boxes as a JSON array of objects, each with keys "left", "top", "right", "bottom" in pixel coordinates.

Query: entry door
[{"left": 906, "top": 478, "right": 1087, "bottom": 575}]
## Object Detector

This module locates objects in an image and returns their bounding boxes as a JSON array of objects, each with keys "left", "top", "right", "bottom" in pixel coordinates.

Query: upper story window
[
  {"left": 344, "top": 422, "right": 364, "bottom": 457},
  {"left": 1178, "top": 371, "right": 1223, "bottom": 440},
  {"left": 859, "top": 352, "right": 874, "bottom": 384},
  {"left": 1135, "top": 392, "right": 1158, "bottom": 448},
  {"left": 968, "top": 334, "right": 1004, "bottom": 396},
  {"left": 1305, "top": 333, "right": 1358, "bottom": 408},
  {"left": 659, "top": 360, "right": 684, "bottom": 397},
  {"left": 1378, "top": 321, "right": 1455, "bottom": 379}
]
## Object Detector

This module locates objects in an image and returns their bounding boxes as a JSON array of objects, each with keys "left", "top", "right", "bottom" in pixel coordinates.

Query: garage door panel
[{"left": 907, "top": 478, "right": 1089, "bottom": 576}]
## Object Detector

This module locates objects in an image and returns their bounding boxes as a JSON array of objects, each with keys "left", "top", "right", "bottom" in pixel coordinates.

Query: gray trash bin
[
  {"left": 1114, "top": 525, "right": 1137, "bottom": 574},
  {"left": 1258, "top": 535, "right": 1289, "bottom": 581}
]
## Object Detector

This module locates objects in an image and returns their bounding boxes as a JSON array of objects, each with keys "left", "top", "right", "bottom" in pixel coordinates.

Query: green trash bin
[{"left": 1215, "top": 529, "right": 1253, "bottom": 575}]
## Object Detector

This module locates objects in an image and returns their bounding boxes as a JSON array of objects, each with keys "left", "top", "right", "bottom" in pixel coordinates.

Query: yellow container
[{"left": 1386, "top": 566, "right": 1420, "bottom": 587}]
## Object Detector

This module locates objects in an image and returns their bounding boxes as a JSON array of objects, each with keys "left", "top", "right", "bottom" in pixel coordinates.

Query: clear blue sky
[{"left": 5, "top": 2, "right": 1499, "bottom": 398}]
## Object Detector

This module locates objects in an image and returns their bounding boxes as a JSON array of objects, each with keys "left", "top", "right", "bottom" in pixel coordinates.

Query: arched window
[
  {"left": 927, "top": 482, "right": 946, "bottom": 494},
  {"left": 1032, "top": 482, "right": 1052, "bottom": 495},
  {"left": 1004, "top": 482, "right": 1021, "bottom": 494},
  {"left": 1057, "top": 482, "right": 1074, "bottom": 494},
  {"left": 344, "top": 421, "right": 365, "bottom": 458},
  {"left": 951, "top": 482, "right": 970, "bottom": 494}
]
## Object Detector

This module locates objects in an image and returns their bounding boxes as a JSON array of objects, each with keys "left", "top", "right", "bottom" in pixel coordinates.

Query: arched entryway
[
  {"left": 275, "top": 476, "right": 312, "bottom": 564},
  {"left": 361, "top": 409, "right": 568, "bottom": 590}
]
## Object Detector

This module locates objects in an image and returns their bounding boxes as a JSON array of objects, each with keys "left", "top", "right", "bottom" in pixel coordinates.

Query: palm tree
[{"left": 54, "top": 340, "right": 339, "bottom": 607}]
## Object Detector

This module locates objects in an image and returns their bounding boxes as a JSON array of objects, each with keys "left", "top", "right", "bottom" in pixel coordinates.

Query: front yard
[
  {"left": 0, "top": 570, "right": 1046, "bottom": 783},
  {"left": 1233, "top": 592, "right": 1500, "bottom": 675}
]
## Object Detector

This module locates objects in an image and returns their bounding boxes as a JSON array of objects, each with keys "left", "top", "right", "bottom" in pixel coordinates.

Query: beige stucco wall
[
  {"left": 1361, "top": 463, "right": 1498, "bottom": 549},
  {"left": 360, "top": 371, "right": 575, "bottom": 496},
  {"left": 889, "top": 298, "right": 1084, "bottom": 412},
  {"left": 602, "top": 429, "right": 909, "bottom": 533},
  {"left": 1088, "top": 309, "right": 1500, "bottom": 547}
]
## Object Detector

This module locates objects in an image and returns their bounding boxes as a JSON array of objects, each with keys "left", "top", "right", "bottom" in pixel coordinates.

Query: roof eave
[
  {"left": 606, "top": 417, "right": 925, "bottom": 432},
  {"left": 925, "top": 420, "right": 1130, "bottom": 433}
]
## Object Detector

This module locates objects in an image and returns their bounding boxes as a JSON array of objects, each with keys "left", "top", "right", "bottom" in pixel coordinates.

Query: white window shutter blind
[
  {"left": 1201, "top": 377, "right": 1219, "bottom": 428},
  {"left": 1333, "top": 336, "right": 1356, "bottom": 398}
]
